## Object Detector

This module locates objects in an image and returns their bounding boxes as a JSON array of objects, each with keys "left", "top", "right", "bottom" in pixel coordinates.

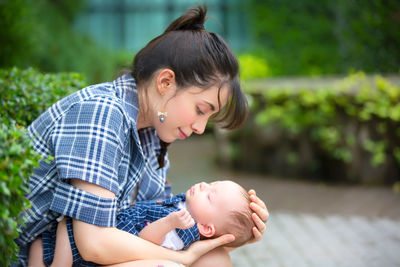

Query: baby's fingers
[
  {"left": 175, "top": 209, "right": 186, "bottom": 216},
  {"left": 186, "top": 217, "right": 195, "bottom": 228},
  {"left": 182, "top": 211, "right": 195, "bottom": 227},
  {"left": 176, "top": 209, "right": 194, "bottom": 229}
]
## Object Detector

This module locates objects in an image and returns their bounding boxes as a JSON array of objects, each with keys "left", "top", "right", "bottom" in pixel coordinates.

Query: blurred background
[
  {"left": 2, "top": 0, "right": 400, "bottom": 82},
  {"left": 1, "top": 0, "right": 400, "bottom": 266}
]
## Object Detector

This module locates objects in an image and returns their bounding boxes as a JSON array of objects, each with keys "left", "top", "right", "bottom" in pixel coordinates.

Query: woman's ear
[
  {"left": 197, "top": 223, "right": 216, "bottom": 238},
  {"left": 156, "top": 69, "right": 176, "bottom": 96}
]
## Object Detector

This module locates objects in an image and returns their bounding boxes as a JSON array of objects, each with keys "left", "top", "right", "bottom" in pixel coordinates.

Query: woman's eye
[{"left": 197, "top": 107, "right": 205, "bottom": 115}]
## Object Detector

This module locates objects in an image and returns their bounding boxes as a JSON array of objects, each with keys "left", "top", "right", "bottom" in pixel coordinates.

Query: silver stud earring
[{"left": 158, "top": 111, "right": 167, "bottom": 123}]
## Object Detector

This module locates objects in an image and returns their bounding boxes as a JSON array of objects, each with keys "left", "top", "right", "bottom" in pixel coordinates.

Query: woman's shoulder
[
  {"left": 66, "top": 73, "right": 137, "bottom": 109},
  {"left": 79, "top": 80, "right": 122, "bottom": 104},
  {"left": 28, "top": 78, "right": 136, "bottom": 138},
  {"left": 45, "top": 83, "right": 123, "bottom": 126},
  {"left": 57, "top": 75, "right": 138, "bottom": 123}
]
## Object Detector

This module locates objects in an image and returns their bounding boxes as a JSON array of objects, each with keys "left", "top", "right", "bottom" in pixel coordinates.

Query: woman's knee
[
  {"left": 105, "top": 260, "right": 185, "bottom": 267},
  {"left": 189, "top": 247, "right": 231, "bottom": 267}
]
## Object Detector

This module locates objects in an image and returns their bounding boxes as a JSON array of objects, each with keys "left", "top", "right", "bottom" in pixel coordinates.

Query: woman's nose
[{"left": 192, "top": 118, "right": 207, "bottom": 135}]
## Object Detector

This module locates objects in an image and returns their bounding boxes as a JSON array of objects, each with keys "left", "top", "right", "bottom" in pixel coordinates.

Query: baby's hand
[{"left": 167, "top": 209, "right": 195, "bottom": 229}]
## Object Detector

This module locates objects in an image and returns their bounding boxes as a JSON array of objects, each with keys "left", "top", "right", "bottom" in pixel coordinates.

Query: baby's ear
[{"left": 197, "top": 223, "right": 216, "bottom": 238}]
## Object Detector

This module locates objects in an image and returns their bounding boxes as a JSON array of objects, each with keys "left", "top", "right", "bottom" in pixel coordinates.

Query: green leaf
[{"left": 0, "top": 182, "right": 11, "bottom": 196}]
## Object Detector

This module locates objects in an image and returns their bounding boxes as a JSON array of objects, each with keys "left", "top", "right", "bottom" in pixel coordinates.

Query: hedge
[
  {"left": 0, "top": 67, "right": 86, "bottom": 127},
  {"left": 0, "top": 67, "right": 86, "bottom": 265},
  {"left": 0, "top": 121, "right": 41, "bottom": 265},
  {"left": 225, "top": 73, "right": 400, "bottom": 184}
]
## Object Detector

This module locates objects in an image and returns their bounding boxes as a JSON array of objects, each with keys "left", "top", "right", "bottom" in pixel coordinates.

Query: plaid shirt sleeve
[{"left": 50, "top": 97, "right": 129, "bottom": 227}]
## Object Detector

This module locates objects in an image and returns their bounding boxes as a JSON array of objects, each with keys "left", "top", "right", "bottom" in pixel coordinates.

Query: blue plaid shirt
[{"left": 14, "top": 74, "right": 172, "bottom": 266}]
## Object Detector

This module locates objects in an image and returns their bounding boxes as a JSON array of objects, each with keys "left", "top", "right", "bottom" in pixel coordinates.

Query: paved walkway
[
  {"left": 231, "top": 213, "right": 400, "bottom": 267},
  {"left": 168, "top": 136, "right": 400, "bottom": 267}
]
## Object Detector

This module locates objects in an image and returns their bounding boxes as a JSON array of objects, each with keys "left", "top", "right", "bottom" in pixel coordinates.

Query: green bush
[
  {"left": 255, "top": 73, "right": 400, "bottom": 163},
  {"left": 228, "top": 73, "right": 400, "bottom": 184},
  {"left": 0, "top": 67, "right": 86, "bottom": 127},
  {"left": 0, "top": 120, "right": 41, "bottom": 266},
  {"left": 0, "top": 67, "right": 86, "bottom": 265}
]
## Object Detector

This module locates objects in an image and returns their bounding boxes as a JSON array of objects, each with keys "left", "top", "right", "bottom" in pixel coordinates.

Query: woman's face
[{"left": 155, "top": 84, "right": 229, "bottom": 143}]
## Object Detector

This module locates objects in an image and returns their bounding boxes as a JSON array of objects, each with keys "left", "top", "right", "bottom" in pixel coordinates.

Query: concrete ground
[{"left": 168, "top": 136, "right": 400, "bottom": 267}]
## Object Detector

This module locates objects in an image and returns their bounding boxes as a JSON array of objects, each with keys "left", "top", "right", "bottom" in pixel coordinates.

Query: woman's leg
[
  {"left": 104, "top": 260, "right": 184, "bottom": 267},
  {"left": 51, "top": 218, "right": 73, "bottom": 267},
  {"left": 189, "top": 247, "right": 232, "bottom": 267},
  {"left": 28, "top": 237, "right": 46, "bottom": 267}
]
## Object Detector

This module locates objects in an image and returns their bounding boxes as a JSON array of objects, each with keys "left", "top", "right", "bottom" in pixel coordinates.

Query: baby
[{"left": 35, "top": 180, "right": 255, "bottom": 266}]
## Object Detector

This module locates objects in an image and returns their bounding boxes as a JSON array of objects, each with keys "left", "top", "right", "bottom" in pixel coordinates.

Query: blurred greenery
[
  {"left": 247, "top": 0, "right": 400, "bottom": 76},
  {"left": 2, "top": 0, "right": 399, "bottom": 80},
  {"left": 255, "top": 73, "right": 400, "bottom": 163},
  {"left": 229, "top": 73, "right": 400, "bottom": 184},
  {"left": 0, "top": 67, "right": 85, "bottom": 265},
  {"left": 238, "top": 54, "right": 270, "bottom": 79},
  {"left": 0, "top": 0, "right": 131, "bottom": 84}
]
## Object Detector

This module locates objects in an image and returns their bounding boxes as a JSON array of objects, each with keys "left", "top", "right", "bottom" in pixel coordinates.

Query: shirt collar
[
  {"left": 113, "top": 73, "right": 140, "bottom": 128},
  {"left": 113, "top": 73, "right": 147, "bottom": 170},
  {"left": 161, "top": 193, "right": 187, "bottom": 206}
]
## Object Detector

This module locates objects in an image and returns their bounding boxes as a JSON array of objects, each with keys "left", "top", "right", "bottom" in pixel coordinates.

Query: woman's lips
[{"left": 178, "top": 128, "right": 187, "bottom": 140}]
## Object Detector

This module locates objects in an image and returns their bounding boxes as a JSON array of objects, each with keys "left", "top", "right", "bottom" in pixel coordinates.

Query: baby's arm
[
  {"left": 51, "top": 218, "right": 73, "bottom": 267},
  {"left": 139, "top": 209, "right": 195, "bottom": 246}
]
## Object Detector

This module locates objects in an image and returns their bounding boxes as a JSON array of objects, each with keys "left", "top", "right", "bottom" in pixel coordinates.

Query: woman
[{"left": 17, "top": 6, "right": 268, "bottom": 267}]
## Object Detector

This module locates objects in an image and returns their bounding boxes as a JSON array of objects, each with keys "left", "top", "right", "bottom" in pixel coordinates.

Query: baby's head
[{"left": 185, "top": 180, "right": 254, "bottom": 247}]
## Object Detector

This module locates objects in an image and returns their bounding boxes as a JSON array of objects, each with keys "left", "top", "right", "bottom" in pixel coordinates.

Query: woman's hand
[
  {"left": 248, "top": 189, "right": 269, "bottom": 244},
  {"left": 181, "top": 234, "right": 235, "bottom": 266}
]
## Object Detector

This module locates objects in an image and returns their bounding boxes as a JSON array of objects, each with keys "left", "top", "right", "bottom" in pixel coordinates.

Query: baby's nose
[{"left": 199, "top": 182, "right": 209, "bottom": 191}]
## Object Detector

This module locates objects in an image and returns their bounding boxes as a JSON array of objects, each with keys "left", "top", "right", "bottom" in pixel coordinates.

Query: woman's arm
[
  {"left": 70, "top": 179, "right": 234, "bottom": 266},
  {"left": 74, "top": 219, "right": 233, "bottom": 266},
  {"left": 73, "top": 219, "right": 183, "bottom": 264}
]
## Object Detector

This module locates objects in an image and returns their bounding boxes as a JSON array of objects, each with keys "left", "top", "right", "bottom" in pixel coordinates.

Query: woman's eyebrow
[{"left": 203, "top": 101, "right": 215, "bottom": 111}]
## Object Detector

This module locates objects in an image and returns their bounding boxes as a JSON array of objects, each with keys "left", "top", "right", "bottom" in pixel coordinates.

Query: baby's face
[{"left": 185, "top": 180, "right": 245, "bottom": 228}]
